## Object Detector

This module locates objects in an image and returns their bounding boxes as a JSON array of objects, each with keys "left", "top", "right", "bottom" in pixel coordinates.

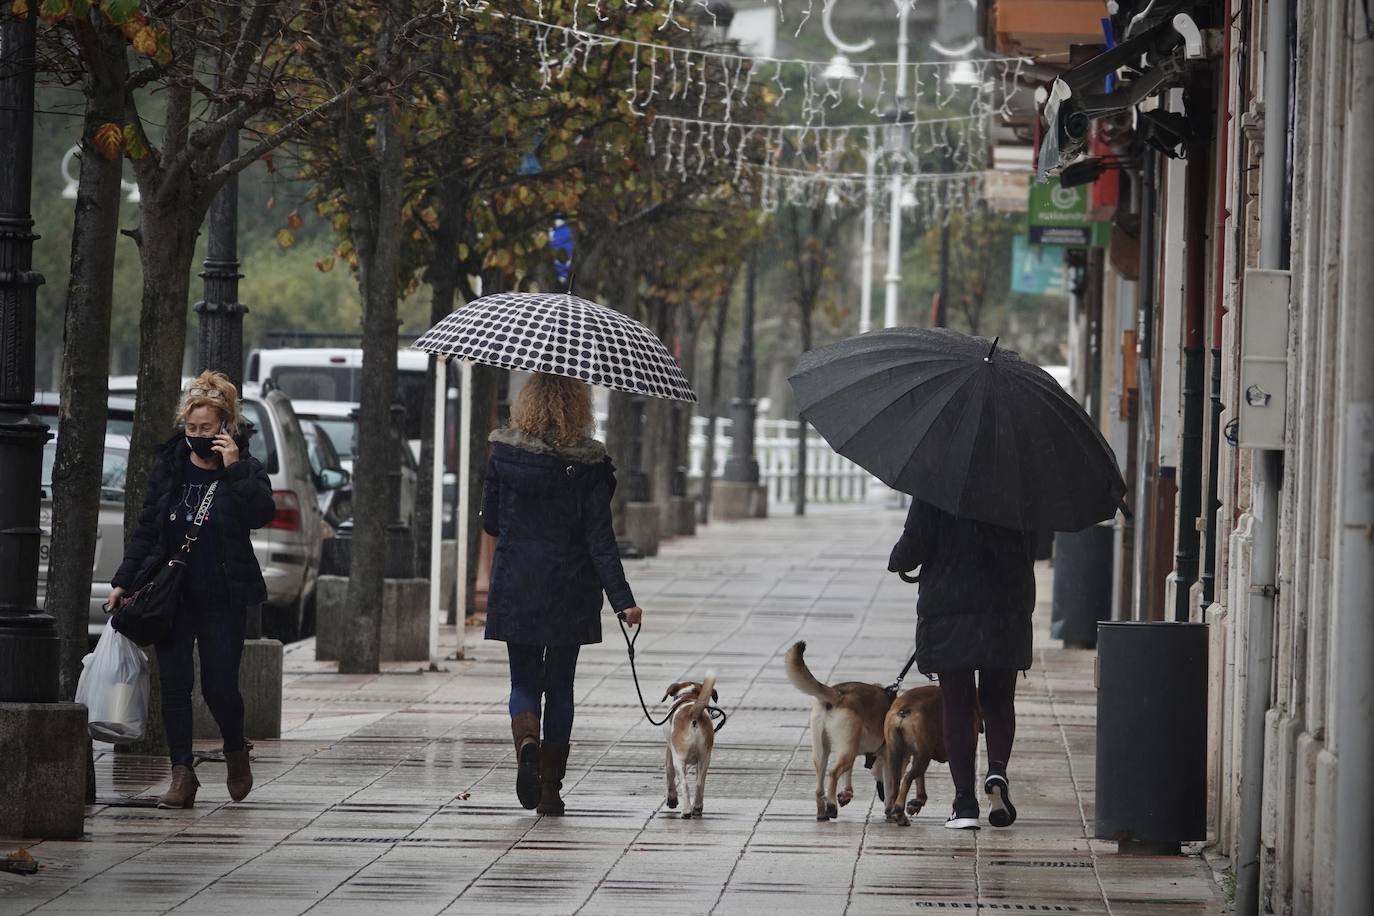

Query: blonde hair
[
  {"left": 509, "top": 373, "right": 594, "bottom": 448},
  {"left": 178, "top": 370, "right": 243, "bottom": 435}
]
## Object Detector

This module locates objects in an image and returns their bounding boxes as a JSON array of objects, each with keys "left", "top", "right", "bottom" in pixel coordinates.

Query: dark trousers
[
  {"left": 938, "top": 668, "right": 1018, "bottom": 799},
  {"left": 506, "top": 643, "right": 581, "bottom": 744},
  {"left": 156, "top": 585, "right": 246, "bottom": 767}
]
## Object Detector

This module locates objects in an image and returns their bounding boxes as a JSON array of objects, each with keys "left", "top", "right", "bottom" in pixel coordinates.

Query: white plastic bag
[{"left": 75, "top": 625, "right": 150, "bottom": 743}]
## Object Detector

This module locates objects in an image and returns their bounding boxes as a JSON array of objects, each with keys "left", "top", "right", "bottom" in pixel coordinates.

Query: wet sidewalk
[{"left": 3, "top": 502, "right": 1224, "bottom": 915}]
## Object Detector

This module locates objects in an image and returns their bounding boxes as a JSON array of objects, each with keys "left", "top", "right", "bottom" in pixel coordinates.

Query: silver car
[
  {"left": 37, "top": 433, "right": 129, "bottom": 638},
  {"left": 240, "top": 383, "right": 330, "bottom": 641}
]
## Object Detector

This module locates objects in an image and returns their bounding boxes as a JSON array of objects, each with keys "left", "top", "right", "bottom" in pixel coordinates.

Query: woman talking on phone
[{"left": 108, "top": 371, "right": 275, "bottom": 808}]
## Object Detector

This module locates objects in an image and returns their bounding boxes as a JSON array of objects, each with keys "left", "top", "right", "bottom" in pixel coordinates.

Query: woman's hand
[
  {"left": 104, "top": 587, "right": 127, "bottom": 612},
  {"left": 620, "top": 606, "right": 643, "bottom": 626},
  {"left": 213, "top": 431, "right": 239, "bottom": 467}
]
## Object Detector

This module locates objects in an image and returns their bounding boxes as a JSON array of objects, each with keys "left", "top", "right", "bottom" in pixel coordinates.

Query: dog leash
[
  {"left": 887, "top": 569, "right": 930, "bottom": 697},
  {"left": 616, "top": 612, "right": 728, "bottom": 733}
]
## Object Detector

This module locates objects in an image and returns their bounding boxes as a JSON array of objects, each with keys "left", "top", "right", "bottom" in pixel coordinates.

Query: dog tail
[
  {"left": 785, "top": 641, "right": 841, "bottom": 705},
  {"left": 689, "top": 671, "right": 717, "bottom": 724}
]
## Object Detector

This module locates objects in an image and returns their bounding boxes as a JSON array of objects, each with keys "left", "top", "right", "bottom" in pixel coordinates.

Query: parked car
[
  {"left": 301, "top": 420, "right": 352, "bottom": 528},
  {"left": 290, "top": 399, "right": 418, "bottom": 529},
  {"left": 36, "top": 433, "right": 129, "bottom": 638},
  {"left": 34, "top": 383, "right": 339, "bottom": 642},
  {"left": 244, "top": 347, "right": 441, "bottom": 460},
  {"left": 239, "top": 383, "right": 331, "bottom": 641}
]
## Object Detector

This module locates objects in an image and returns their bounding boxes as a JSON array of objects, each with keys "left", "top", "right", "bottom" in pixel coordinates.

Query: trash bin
[
  {"left": 1050, "top": 523, "right": 1114, "bottom": 648},
  {"left": 1094, "top": 621, "right": 1208, "bottom": 854}
]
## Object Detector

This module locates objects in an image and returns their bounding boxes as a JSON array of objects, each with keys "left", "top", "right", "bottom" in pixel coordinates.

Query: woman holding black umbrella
[
  {"left": 790, "top": 327, "right": 1127, "bottom": 830},
  {"left": 887, "top": 501, "right": 1035, "bottom": 830},
  {"left": 481, "top": 372, "right": 644, "bottom": 815}
]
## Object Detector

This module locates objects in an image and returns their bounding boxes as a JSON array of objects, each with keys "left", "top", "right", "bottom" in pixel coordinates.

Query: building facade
[{"left": 984, "top": 1, "right": 1372, "bottom": 912}]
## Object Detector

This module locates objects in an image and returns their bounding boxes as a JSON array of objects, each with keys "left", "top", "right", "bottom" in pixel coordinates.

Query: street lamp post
[
  {"left": 0, "top": 7, "right": 87, "bottom": 839},
  {"left": 0, "top": 0, "right": 56, "bottom": 706},
  {"left": 824, "top": 0, "right": 915, "bottom": 329},
  {"left": 194, "top": 130, "right": 248, "bottom": 392},
  {"left": 722, "top": 246, "right": 760, "bottom": 488},
  {"left": 859, "top": 128, "right": 878, "bottom": 334}
]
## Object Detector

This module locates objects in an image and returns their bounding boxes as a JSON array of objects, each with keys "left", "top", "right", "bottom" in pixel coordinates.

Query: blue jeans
[
  {"left": 506, "top": 644, "right": 581, "bottom": 744},
  {"left": 155, "top": 583, "right": 246, "bottom": 767}
]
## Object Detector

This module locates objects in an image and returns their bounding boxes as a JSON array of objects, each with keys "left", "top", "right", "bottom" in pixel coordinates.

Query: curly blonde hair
[
  {"left": 178, "top": 370, "right": 243, "bottom": 435},
  {"left": 509, "top": 373, "right": 594, "bottom": 448}
]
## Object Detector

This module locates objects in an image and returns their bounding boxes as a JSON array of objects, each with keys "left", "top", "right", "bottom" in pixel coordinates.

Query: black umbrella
[
  {"left": 789, "top": 327, "right": 1126, "bottom": 532},
  {"left": 413, "top": 292, "right": 696, "bottom": 403}
]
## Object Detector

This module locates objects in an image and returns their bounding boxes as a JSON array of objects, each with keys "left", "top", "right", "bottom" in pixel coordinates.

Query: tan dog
[
  {"left": 785, "top": 641, "right": 892, "bottom": 821},
  {"left": 881, "top": 685, "right": 949, "bottom": 825},
  {"left": 663, "top": 673, "right": 717, "bottom": 819}
]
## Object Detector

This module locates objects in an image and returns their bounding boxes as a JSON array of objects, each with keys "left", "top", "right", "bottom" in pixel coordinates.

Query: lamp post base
[
  {"left": 623, "top": 502, "right": 662, "bottom": 558},
  {"left": 0, "top": 702, "right": 87, "bottom": 839},
  {"left": 712, "top": 481, "right": 768, "bottom": 520}
]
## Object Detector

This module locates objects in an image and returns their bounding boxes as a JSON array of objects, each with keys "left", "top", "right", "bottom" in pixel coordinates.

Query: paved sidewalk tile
[{"left": 2, "top": 502, "right": 1225, "bottom": 916}]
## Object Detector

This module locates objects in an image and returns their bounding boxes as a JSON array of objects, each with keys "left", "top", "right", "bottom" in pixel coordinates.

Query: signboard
[
  {"left": 1029, "top": 177, "right": 1090, "bottom": 228},
  {"left": 1029, "top": 223, "right": 1111, "bottom": 247},
  {"left": 1029, "top": 175, "right": 1110, "bottom": 247},
  {"left": 1012, "top": 235, "right": 1068, "bottom": 296}
]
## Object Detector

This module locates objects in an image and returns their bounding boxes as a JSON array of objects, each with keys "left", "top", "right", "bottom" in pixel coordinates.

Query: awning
[{"left": 987, "top": 0, "right": 1109, "bottom": 59}]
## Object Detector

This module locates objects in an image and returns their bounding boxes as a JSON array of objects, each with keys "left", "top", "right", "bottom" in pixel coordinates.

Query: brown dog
[
  {"left": 785, "top": 641, "right": 892, "bottom": 821},
  {"left": 881, "top": 685, "right": 949, "bottom": 825},
  {"left": 663, "top": 674, "right": 717, "bottom": 819}
]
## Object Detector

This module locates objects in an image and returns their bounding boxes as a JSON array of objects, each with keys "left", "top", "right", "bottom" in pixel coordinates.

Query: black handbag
[{"left": 111, "top": 480, "right": 218, "bottom": 647}]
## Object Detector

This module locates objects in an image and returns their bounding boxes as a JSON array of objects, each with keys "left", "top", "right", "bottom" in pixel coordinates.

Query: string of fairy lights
[{"left": 443, "top": 0, "right": 1031, "bottom": 215}]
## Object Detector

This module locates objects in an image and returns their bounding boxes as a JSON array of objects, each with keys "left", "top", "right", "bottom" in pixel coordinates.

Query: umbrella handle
[{"left": 896, "top": 570, "right": 920, "bottom": 584}]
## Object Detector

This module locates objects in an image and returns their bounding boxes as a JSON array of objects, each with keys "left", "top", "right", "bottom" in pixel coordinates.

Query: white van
[{"left": 244, "top": 348, "right": 437, "bottom": 459}]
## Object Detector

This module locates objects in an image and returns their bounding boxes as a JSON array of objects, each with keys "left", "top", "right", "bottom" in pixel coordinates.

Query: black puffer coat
[
  {"left": 888, "top": 499, "right": 1037, "bottom": 674},
  {"left": 112, "top": 433, "right": 275, "bottom": 609},
  {"left": 481, "top": 428, "right": 636, "bottom": 647}
]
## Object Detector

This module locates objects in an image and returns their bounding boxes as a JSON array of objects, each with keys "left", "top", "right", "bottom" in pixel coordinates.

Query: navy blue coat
[
  {"left": 888, "top": 499, "right": 1037, "bottom": 674},
  {"left": 481, "top": 428, "right": 636, "bottom": 647},
  {"left": 113, "top": 433, "right": 276, "bottom": 609}
]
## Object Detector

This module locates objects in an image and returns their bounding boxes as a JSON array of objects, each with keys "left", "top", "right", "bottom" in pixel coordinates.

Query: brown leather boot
[
  {"left": 226, "top": 749, "right": 253, "bottom": 802},
  {"left": 536, "top": 742, "right": 570, "bottom": 816},
  {"left": 158, "top": 765, "right": 200, "bottom": 809},
  {"left": 511, "top": 712, "right": 541, "bottom": 810}
]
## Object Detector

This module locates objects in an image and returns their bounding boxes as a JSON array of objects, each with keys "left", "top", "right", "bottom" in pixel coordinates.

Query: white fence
[{"left": 594, "top": 414, "right": 877, "bottom": 506}]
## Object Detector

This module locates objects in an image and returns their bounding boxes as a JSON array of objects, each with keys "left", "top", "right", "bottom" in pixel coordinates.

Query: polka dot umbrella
[{"left": 413, "top": 292, "right": 697, "bottom": 403}]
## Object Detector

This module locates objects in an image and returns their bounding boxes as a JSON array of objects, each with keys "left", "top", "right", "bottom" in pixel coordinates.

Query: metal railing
[{"left": 594, "top": 414, "right": 876, "bottom": 505}]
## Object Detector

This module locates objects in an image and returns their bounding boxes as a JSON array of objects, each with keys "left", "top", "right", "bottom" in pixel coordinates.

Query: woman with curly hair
[
  {"left": 108, "top": 371, "right": 275, "bottom": 808},
  {"left": 482, "top": 372, "right": 644, "bottom": 815}
]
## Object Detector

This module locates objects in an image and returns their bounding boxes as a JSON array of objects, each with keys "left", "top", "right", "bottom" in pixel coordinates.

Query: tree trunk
[
  {"left": 603, "top": 253, "right": 640, "bottom": 531},
  {"left": 605, "top": 388, "right": 637, "bottom": 531},
  {"left": 48, "top": 29, "right": 128, "bottom": 699},
  {"left": 699, "top": 288, "right": 731, "bottom": 522},
  {"left": 117, "top": 196, "right": 201, "bottom": 757},
  {"left": 340, "top": 84, "right": 406, "bottom": 675},
  {"left": 122, "top": 194, "right": 203, "bottom": 543}
]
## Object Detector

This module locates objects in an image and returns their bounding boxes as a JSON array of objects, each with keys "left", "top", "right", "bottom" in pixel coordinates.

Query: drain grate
[
  {"left": 872, "top": 903, "right": 1078, "bottom": 912},
  {"left": 990, "top": 860, "right": 1095, "bottom": 869}
]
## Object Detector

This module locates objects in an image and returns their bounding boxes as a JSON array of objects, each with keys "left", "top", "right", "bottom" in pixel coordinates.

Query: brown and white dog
[
  {"left": 663, "top": 673, "right": 718, "bottom": 819},
  {"left": 881, "top": 685, "right": 948, "bottom": 825},
  {"left": 785, "top": 641, "right": 893, "bottom": 821}
]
